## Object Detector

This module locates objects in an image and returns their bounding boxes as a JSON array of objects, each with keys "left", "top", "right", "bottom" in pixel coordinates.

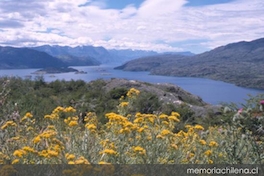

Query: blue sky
[
  {"left": 89, "top": 0, "right": 236, "bottom": 9},
  {"left": 0, "top": 0, "right": 263, "bottom": 53}
]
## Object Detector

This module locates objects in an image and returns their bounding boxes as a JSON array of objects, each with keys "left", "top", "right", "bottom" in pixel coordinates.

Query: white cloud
[
  {"left": 119, "top": 5, "right": 137, "bottom": 18},
  {"left": 137, "top": 0, "right": 187, "bottom": 18},
  {"left": 0, "top": 0, "right": 263, "bottom": 53}
]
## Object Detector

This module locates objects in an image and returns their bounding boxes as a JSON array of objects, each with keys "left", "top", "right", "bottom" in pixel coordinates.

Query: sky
[{"left": 0, "top": 0, "right": 263, "bottom": 53}]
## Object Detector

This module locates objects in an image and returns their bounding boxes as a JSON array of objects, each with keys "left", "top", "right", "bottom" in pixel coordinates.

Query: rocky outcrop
[{"left": 103, "top": 78, "right": 222, "bottom": 117}]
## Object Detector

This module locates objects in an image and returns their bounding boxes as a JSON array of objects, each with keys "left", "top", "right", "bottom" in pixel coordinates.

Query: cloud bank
[{"left": 0, "top": 0, "right": 263, "bottom": 53}]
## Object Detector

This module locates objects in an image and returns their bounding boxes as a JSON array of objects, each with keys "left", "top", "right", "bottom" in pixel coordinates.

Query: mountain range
[
  {"left": 0, "top": 44, "right": 194, "bottom": 69},
  {"left": 32, "top": 45, "right": 193, "bottom": 64},
  {"left": 0, "top": 46, "right": 66, "bottom": 69},
  {"left": 116, "top": 38, "right": 264, "bottom": 89},
  {"left": 1, "top": 37, "right": 263, "bottom": 89}
]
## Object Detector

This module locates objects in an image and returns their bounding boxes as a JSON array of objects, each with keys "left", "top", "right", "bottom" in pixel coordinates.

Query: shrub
[{"left": 1, "top": 88, "right": 263, "bottom": 165}]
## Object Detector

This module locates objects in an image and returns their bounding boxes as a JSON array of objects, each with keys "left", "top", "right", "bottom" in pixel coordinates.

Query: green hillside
[{"left": 116, "top": 38, "right": 264, "bottom": 89}]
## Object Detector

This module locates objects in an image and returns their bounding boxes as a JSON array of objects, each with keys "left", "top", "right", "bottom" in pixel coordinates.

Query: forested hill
[
  {"left": 0, "top": 46, "right": 66, "bottom": 69},
  {"left": 115, "top": 38, "right": 264, "bottom": 89}
]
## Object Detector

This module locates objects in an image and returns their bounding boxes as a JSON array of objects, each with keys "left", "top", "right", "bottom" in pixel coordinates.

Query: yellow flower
[
  {"left": 1, "top": 121, "right": 17, "bottom": 130},
  {"left": 33, "top": 136, "right": 41, "bottom": 144},
  {"left": 22, "top": 146, "right": 36, "bottom": 153},
  {"left": 148, "top": 117, "right": 155, "bottom": 124},
  {"left": 40, "top": 130, "right": 57, "bottom": 139},
  {"left": 75, "top": 156, "right": 90, "bottom": 164},
  {"left": 38, "top": 150, "right": 49, "bottom": 158},
  {"left": 123, "top": 121, "right": 133, "bottom": 127},
  {"left": 44, "top": 114, "right": 59, "bottom": 120},
  {"left": 26, "top": 127, "right": 33, "bottom": 131},
  {"left": 171, "top": 112, "right": 180, "bottom": 117},
  {"left": 137, "top": 127, "right": 145, "bottom": 133},
  {"left": 53, "top": 106, "right": 64, "bottom": 113},
  {"left": 168, "top": 115, "right": 180, "bottom": 122},
  {"left": 100, "top": 139, "right": 110, "bottom": 147},
  {"left": 171, "top": 144, "right": 178, "bottom": 150},
  {"left": 126, "top": 88, "right": 140, "bottom": 97},
  {"left": 100, "top": 149, "right": 117, "bottom": 155},
  {"left": 218, "top": 152, "right": 224, "bottom": 157},
  {"left": 86, "top": 124, "right": 96, "bottom": 131},
  {"left": 204, "top": 150, "right": 212, "bottom": 157},
  {"left": 133, "top": 117, "right": 143, "bottom": 123},
  {"left": 208, "top": 159, "right": 213, "bottom": 164},
  {"left": 156, "top": 134, "right": 165, "bottom": 139},
  {"left": 133, "top": 146, "right": 146, "bottom": 155},
  {"left": 119, "top": 127, "right": 130, "bottom": 134},
  {"left": 65, "top": 153, "right": 75, "bottom": 160},
  {"left": 11, "top": 159, "right": 20, "bottom": 164},
  {"left": 25, "top": 112, "right": 33, "bottom": 118},
  {"left": 188, "top": 152, "right": 195, "bottom": 159},
  {"left": 52, "top": 138, "right": 64, "bottom": 147},
  {"left": 188, "top": 128, "right": 194, "bottom": 134},
  {"left": 11, "top": 136, "right": 20, "bottom": 140},
  {"left": 53, "top": 144, "right": 63, "bottom": 152},
  {"left": 194, "top": 124, "right": 204, "bottom": 130},
  {"left": 185, "top": 125, "right": 192, "bottom": 129},
  {"left": 64, "top": 106, "right": 76, "bottom": 113},
  {"left": 199, "top": 140, "right": 207, "bottom": 145},
  {"left": 47, "top": 150, "right": 59, "bottom": 157},
  {"left": 119, "top": 102, "right": 129, "bottom": 107},
  {"left": 160, "top": 129, "right": 171, "bottom": 136},
  {"left": 72, "top": 116, "right": 79, "bottom": 121},
  {"left": 68, "top": 120, "right": 78, "bottom": 127},
  {"left": 47, "top": 125, "right": 56, "bottom": 130},
  {"left": 13, "top": 150, "right": 26, "bottom": 158},
  {"left": 208, "top": 141, "right": 218, "bottom": 147},
  {"left": 162, "top": 121, "right": 169, "bottom": 125},
  {"left": 98, "top": 161, "right": 111, "bottom": 164},
  {"left": 68, "top": 161, "right": 75, "bottom": 164},
  {"left": 159, "top": 114, "right": 168, "bottom": 119}
]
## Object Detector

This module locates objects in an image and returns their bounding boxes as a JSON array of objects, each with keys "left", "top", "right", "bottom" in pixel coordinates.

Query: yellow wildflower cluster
[
  {"left": 74, "top": 156, "right": 90, "bottom": 164},
  {"left": 1, "top": 120, "right": 17, "bottom": 130},
  {"left": 65, "top": 153, "right": 75, "bottom": 161},
  {"left": 52, "top": 106, "right": 64, "bottom": 113},
  {"left": 0, "top": 88, "right": 262, "bottom": 166},
  {"left": 44, "top": 114, "right": 59, "bottom": 120},
  {"left": 100, "top": 149, "right": 117, "bottom": 155},
  {"left": 13, "top": 149, "right": 27, "bottom": 158},
  {"left": 119, "top": 101, "right": 129, "bottom": 107},
  {"left": 101, "top": 101, "right": 183, "bottom": 163},
  {"left": 64, "top": 116, "right": 79, "bottom": 127},
  {"left": 44, "top": 106, "right": 77, "bottom": 120},
  {"left": 20, "top": 112, "right": 33, "bottom": 122},
  {"left": 126, "top": 88, "right": 140, "bottom": 98},
  {"left": 133, "top": 146, "right": 146, "bottom": 155},
  {"left": 84, "top": 112, "right": 98, "bottom": 133}
]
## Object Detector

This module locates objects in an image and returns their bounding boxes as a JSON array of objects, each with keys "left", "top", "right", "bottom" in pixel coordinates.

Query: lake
[{"left": 1, "top": 65, "right": 264, "bottom": 105}]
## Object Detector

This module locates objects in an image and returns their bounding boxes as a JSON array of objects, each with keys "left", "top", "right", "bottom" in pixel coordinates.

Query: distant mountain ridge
[
  {"left": 116, "top": 38, "right": 264, "bottom": 89},
  {"left": 32, "top": 45, "right": 153, "bottom": 64},
  {"left": 0, "top": 46, "right": 66, "bottom": 69},
  {"left": 0, "top": 44, "right": 194, "bottom": 69},
  {"left": 32, "top": 45, "right": 107, "bottom": 65},
  {"left": 32, "top": 45, "right": 194, "bottom": 64}
]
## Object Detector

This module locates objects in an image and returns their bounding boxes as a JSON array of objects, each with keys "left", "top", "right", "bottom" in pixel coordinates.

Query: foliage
[{"left": 1, "top": 87, "right": 264, "bottom": 165}]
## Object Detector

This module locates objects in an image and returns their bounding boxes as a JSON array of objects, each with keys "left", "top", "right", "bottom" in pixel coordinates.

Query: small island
[{"left": 32, "top": 67, "right": 86, "bottom": 74}]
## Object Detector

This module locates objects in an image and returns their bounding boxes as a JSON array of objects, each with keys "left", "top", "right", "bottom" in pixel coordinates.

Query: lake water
[{"left": 1, "top": 65, "right": 264, "bottom": 105}]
